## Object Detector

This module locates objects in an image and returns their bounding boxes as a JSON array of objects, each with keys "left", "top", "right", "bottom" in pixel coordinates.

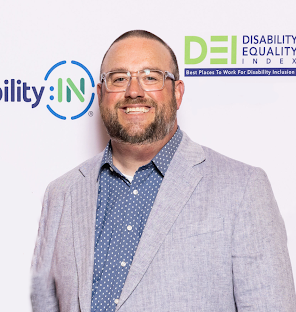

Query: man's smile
[
  {"left": 117, "top": 103, "right": 154, "bottom": 114},
  {"left": 123, "top": 106, "right": 151, "bottom": 114}
]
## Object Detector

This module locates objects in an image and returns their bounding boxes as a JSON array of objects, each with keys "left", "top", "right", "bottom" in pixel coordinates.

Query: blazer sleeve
[
  {"left": 232, "top": 167, "right": 296, "bottom": 311},
  {"left": 30, "top": 183, "right": 63, "bottom": 312}
]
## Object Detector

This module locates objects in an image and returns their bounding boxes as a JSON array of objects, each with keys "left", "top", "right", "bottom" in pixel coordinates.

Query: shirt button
[
  {"left": 114, "top": 299, "right": 119, "bottom": 304},
  {"left": 133, "top": 189, "right": 138, "bottom": 195},
  {"left": 109, "top": 167, "right": 113, "bottom": 172},
  {"left": 127, "top": 225, "right": 132, "bottom": 231},
  {"left": 121, "top": 261, "right": 127, "bottom": 267}
]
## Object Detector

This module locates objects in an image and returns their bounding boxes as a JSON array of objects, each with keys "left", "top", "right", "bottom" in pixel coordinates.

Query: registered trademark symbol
[{"left": 88, "top": 111, "right": 93, "bottom": 117}]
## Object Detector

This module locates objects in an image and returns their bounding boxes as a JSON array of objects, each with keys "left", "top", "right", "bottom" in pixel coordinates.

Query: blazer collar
[
  {"left": 71, "top": 152, "right": 103, "bottom": 312},
  {"left": 116, "top": 131, "right": 206, "bottom": 310}
]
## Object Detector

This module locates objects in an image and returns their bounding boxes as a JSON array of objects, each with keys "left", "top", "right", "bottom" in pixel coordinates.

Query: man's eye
[
  {"left": 145, "top": 76, "right": 157, "bottom": 81},
  {"left": 113, "top": 77, "right": 127, "bottom": 83}
]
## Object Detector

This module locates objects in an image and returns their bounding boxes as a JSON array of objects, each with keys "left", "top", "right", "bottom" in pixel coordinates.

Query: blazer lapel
[
  {"left": 116, "top": 132, "right": 206, "bottom": 311},
  {"left": 71, "top": 153, "right": 103, "bottom": 312}
]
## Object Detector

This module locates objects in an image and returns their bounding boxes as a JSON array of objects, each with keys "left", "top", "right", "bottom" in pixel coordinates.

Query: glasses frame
[{"left": 100, "top": 69, "right": 175, "bottom": 92}]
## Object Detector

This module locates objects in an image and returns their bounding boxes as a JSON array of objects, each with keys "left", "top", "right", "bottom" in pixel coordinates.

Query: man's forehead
[{"left": 102, "top": 37, "right": 172, "bottom": 73}]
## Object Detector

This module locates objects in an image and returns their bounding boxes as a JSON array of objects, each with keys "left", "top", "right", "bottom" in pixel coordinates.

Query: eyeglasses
[{"left": 100, "top": 69, "right": 175, "bottom": 92}]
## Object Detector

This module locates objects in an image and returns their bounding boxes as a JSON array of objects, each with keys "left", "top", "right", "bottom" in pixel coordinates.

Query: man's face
[{"left": 98, "top": 37, "right": 183, "bottom": 144}]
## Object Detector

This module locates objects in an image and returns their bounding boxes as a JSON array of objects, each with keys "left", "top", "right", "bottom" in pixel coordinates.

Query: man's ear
[
  {"left": 97, "top": 83, "right": 102, "bottom": 103},
  {"left": 174, "top": 80, "right": 185, "bottom": 110}
]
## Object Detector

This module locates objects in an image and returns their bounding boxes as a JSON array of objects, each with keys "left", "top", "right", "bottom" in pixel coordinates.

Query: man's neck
[{"left": 111, "top": 124, "right": 177, "bottom": 176}]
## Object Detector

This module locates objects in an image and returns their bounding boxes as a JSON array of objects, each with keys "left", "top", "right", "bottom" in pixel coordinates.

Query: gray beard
[{"left": 100, "top": 96, "right": 177, "bottom": 145}]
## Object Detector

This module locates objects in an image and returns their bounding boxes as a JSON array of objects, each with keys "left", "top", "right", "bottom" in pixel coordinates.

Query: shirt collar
[
  {"left": 98, "top": 127, "right": 183, "bottom": 180},
  {"left": 151, "top": 127, "right": 182, "bottom": 176},
  {"left": 99, "top": 140, "right": 115, "bottom": 175}
]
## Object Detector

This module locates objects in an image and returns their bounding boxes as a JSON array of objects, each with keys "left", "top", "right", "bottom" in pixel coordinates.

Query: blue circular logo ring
[{"left": 44, "top": 60, "right": 95, "bottom": 120}]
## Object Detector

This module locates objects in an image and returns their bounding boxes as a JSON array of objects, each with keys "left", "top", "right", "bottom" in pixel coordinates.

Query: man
[{"left": 31, "top": 30, "right": 296, "bottom": 312}]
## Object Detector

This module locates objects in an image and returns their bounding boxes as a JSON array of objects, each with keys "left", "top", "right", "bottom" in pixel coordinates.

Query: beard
[{"left": 99, "top": 93, "right": 177, "bottom": 145}]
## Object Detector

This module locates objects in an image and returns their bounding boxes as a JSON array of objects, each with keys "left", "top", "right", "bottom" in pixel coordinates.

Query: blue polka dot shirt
[{"left": 91, "top": 127, "right": 183, "bottom": 312}]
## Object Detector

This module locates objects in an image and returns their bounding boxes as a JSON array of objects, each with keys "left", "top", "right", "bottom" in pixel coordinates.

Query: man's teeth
[{"left": 125, "top": 107, "right": 150, "bottom": 114}]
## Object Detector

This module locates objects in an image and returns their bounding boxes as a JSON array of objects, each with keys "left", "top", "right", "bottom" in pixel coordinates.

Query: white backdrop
[{"left": 1, "top": 1, "right": 295, "bottom": 311}]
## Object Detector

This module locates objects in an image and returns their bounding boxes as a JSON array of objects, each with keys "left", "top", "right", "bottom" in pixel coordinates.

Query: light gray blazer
[{"left": 31, "top": 131, "right": 296, "bottom": 312}]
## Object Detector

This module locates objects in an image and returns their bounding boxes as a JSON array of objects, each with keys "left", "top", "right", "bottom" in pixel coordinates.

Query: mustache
[{"left": 115, "top": 98, "right": 157, "bottom": 109}]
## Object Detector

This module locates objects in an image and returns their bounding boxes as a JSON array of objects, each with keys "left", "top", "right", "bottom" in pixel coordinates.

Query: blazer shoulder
[
  {"left": 200, "top": 145, "right": 264, "bottom": 180},
  {"left": 46, "top": 152, "right": 104, "bottom": 196},
  {"left": 179, "top": 131, "right": 261, "bottom": 180}
]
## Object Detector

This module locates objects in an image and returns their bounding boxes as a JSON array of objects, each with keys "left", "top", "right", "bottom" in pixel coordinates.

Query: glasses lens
[
  {"left": 139, "top": 70, "right": 164, "bottom": 91},
  {"left": 106, "top": 72, "right": 130, "bottom": 91},
  {"left": 104, "top": 70, "right": 165, "bottom": 92}
]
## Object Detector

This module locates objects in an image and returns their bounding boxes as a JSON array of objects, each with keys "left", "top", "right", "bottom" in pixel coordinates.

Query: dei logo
[
  {"left": 44, "top": 60, "right": 95, "bottom": 120},
  {"left": 185, "top": 36, "right": 237, "bottom": 65},
  {"left": 184, "top": 34, "right": 296, "bottom": 77}
]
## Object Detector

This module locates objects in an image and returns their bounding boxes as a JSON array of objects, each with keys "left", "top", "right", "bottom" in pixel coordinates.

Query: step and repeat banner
[{"left": 1, "top": 0, "right": 295, "bottom": 310}]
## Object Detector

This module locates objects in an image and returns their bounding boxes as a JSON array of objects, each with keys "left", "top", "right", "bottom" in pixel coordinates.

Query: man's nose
[{"left": 125, "top": 76, "right": 145, "bottom": 98}]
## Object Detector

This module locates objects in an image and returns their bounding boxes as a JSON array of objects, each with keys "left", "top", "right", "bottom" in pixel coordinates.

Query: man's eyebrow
[
  {"left": 141, "top": 67, "right": 163, "bottom": 72},
  {"left": 105, "top": 67, "right": 129, "bottom": 73},
  {"left": 105, "top": 67, "right": 164, "bottom": 73}
]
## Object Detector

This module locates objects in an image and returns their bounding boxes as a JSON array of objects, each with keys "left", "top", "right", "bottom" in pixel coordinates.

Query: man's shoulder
[
  {"left": 180, "top": 131, "right": 261, "bottom": 179},
  {"left": 202, "top": 145, "right": 255, "bottom": 173},
  {"left": 46, "top": 151, "right": 104, "bottom": 195}
]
